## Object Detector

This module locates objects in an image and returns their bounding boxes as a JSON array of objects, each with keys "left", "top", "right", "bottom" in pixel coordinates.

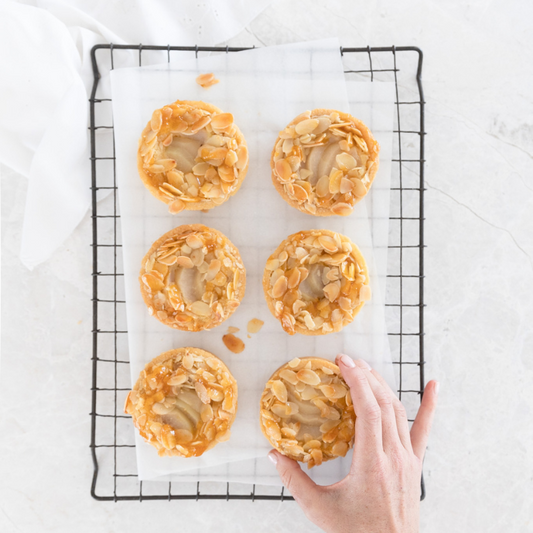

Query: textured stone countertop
[{"left": 1, "top": 0, "right": 532, "bottom": 531}]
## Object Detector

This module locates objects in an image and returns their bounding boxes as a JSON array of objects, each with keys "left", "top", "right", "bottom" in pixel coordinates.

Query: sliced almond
[
  {"left": 271, "top": 380, "right": 288, "bottom": 403},
  {"left": 295, "top": 118, "right": 319, "bottom": 135},
  {"left": 190, "top": 300, "right": 211, "bottom": 316},
  {"left": 275, "top": 159, "right": 293, "bottom": 181},
  {"left": 296, "top": 368, "right": 321, "bottom": 386},
  {"left": 352, "top": 178, "right": 367, "bottom": 198},
  {"left": 186, "top": 235, "right": 204, "bottom": 249},
  {"left": 151, "top": 109, "right": 162, "bottom": 132},
  {"left": 236, "top": 145, "right": 248, "bottom": 170},
  {"left": 222, "top": 333, "right": 245, "bottom": 354},
  {"left": 323, "top": 282, "right": 340, "bottom": 302},
  {"left": 359, "top": 284, "right": 371, "bottom": 301},
  {"left": 336, "top": 152, "right": 358, "bottom": 170},
  {"left": 247, "top": 318, "right": 264, "bottom": 334},
  {"left": 331, "top": 203, "right": 353, "bottom": 216},
  {"left": 272, "top": 275, "right": 288, "bottom": 299},
  {"left": 211, "top": 113, "right": 233, "bottom": 130},
  {"left": 176, "top": 256, "right": 194, "bottom": 268}
]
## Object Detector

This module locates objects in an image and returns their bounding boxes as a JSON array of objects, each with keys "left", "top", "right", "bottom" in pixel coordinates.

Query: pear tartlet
[
  {"left": 262, "top": 230, "right": 370, "bottom": 335},
  {"left": 260, "top": 357, "right": 355, "bottom": 467},
  {"left": 271, "top": 109, "right": 379, "bottom": 216},
  {"left": 140, "top": 224, "right": 246, "bottom": 331},
  {"left": 125, "top": 348, "right": 238, "bottom": 457},
  {"left": 137, "top": 100, "right": 249, "bottom": 214}
]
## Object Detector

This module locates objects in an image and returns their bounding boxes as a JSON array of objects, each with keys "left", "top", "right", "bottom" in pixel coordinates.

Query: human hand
[{"left": 268, "top": 355, "right": 438, "bottom": 533}]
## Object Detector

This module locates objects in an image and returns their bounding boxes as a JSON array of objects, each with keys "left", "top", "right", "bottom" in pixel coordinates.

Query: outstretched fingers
[
  {"left": 410, "top": 380, "right": 439, "bottom": 461},
  {"left": 336, "top": 354, "right": 382, "bottom": 452},
  {"left": 369, "top": 367, "right": 412, "bottom": 452},
  {"left": 351, "top": 359, "right": 405, "bottom": 453}
]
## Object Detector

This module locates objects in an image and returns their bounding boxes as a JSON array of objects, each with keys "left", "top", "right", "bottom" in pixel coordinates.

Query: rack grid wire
[{"left": 89, "top": 44, "right": 426, "bottom": 502}]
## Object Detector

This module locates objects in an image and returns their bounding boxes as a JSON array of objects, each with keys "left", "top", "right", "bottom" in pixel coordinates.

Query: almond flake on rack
[{"left": 196, "top": 73, "right": 220, "bottom": 88}]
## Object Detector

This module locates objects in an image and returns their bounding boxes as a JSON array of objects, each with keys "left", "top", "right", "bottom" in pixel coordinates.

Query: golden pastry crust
[
  {"left": 140, "top": 224, "right": 246, "bottom": 331},
  {"left": 260, "top": 357, "right": 355, "bottom": 468},
  {"left": 271, "top": 109, "right": 379, "bottom": 216},
  {"left": 137, "top": 100, "right": 249, "bottom": 213},
  {"left": 125, "top": 347, "right": 238, "bottom": 457},
  {"left": 262, "top": 230, "right": 370, "bottom": 336}
]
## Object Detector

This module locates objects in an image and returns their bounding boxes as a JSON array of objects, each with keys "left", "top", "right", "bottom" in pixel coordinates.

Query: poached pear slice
[
  {"left": 285, "top": 387, "right": 323, "bottom": 439},
  {"left": 161, "top": 390, "right": 203, "bottom": 431},
  {"left": 304, "top": 144, "right": 327, "bottom": 186},
  {"left": 164, "top": 131, "right": 208, "bottom": 174},
  {"left": 161, "top": 408, "right": 195, "bottom": 432},
  {"left": 304, "top": 139, "right": 362, "bottom": 186},
  {"left": 299, "top": 264, "right": 324, "bottom": 300},
  {"left": 173, "top": 399, "right": 201, "bottom": 427},
  {"left": 317, "top": 142, "right": 343, "bottom": 179},
  {"left": 178, "top": 389, "right": 204, "bottom": 412},
  {"left": 175, "top": 266, "right": 205, "bottom": 304}
]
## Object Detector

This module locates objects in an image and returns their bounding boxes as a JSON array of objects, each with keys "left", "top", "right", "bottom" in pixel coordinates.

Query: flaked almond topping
[
  {"left": 138, "top": 101, "right": 247, "bottom": 211},
  {"left": 260, "top": 357, "right": 355, "bottom": 468},
  {"left": 271, "top": 109, "right": 379, "bottom": 216},
  {"left": 125, "top": 348, "right": 237, "bottom": 458},
  {"left": 263, "top": 230, "right": 369, "bottom": 335},
  {"left": 141, "top": 226, "right": 245, "bottom": 332}
]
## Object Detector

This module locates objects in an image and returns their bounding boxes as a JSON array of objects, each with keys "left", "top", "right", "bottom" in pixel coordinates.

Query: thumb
[{"left": 268, "top": 450, "right": 320, "bottom": 507}]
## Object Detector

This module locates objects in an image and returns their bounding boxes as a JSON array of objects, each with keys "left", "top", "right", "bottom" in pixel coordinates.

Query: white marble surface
[{"left": 1, "top": 0, "right": 533, "bottom": 531}]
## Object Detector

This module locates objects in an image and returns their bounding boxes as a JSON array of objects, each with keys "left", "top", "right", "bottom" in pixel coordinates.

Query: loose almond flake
[
  {"left": 222, "top": 333, "right": 245, "bottom": 354},
  {"left": 247, "top": 318, "right": 264, "bottom": 334},
  {"left": 196, "top": 72, "right": 220, "bottom": 88}
]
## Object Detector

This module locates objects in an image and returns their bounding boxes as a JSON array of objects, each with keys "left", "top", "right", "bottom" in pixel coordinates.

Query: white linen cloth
[{"left": 0, "top": 0, "right": 274, "bottom": 269}]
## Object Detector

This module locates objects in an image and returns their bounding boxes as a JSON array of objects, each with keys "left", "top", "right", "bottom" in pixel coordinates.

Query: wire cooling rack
[{"left": 89, "top": 44, "right": 426, "bottom": 502}]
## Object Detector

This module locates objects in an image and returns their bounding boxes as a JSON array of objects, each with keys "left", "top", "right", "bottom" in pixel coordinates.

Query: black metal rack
[{"left": 89, "top": 44, "right": 426, "bottom": 502}]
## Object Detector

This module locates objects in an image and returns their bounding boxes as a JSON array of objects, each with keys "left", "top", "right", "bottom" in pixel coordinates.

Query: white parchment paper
[{"left": 110, "top": 39, "right": 395, "bottom": 486}]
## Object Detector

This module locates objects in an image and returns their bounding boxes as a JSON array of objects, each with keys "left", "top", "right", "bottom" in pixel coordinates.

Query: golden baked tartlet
[
  {"left": 260, "top": 357, "right": 355, "bottom": 467},
  {"left": 125, "top": 347, "right": 238, "bottom": 457},
  {"left": 140, "top": 224, "right": 246, "bottom": 331},
  {"left": 138, "top": 100, "right": 249, "bottom": 214},
  {"left": 262, "top": 230, "right": 370, "bottom": 335},
  {"left": 271, "top": 109, "right": 379, "bottom": 216}
]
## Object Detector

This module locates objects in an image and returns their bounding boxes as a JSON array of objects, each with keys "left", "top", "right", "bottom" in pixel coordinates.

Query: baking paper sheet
[{"left": 110, "top": 39, "right": 395, "bottom": 486}]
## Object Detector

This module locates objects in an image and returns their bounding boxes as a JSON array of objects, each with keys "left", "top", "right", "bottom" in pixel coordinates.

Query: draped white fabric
[{"left": 0, "top": 0, "right": 274, "bottom": 269}]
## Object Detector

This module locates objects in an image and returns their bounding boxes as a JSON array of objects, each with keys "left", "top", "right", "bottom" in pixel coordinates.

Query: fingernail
[
  {"left": 356, "top": 359, "right": 372, "bottom": 370},
  {"left": 435, "top": 381, "right": 440, "bottom": 396},
  {"left": 338, "top": 354, "right": 355, "bottom": 368},
  {"left": 268, "top": 450, "right": 278, "bottom": 465}
]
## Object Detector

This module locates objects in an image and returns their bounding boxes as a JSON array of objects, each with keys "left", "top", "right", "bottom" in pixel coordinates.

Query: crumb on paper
[
  {"left": 247, "top": 335, "right": 251, "bottom": 339},
  {"left": 196, "top": 73, "right": 220, "bottom": 89},
  {"left": 227, "top": 326, "right": 240, "bottom": 334},
  {"left": 222, "top": 333, "right": 245, "bottom": 354},
  {"left": 247, "top": 318, "right": 264, "bottom": 334}
]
